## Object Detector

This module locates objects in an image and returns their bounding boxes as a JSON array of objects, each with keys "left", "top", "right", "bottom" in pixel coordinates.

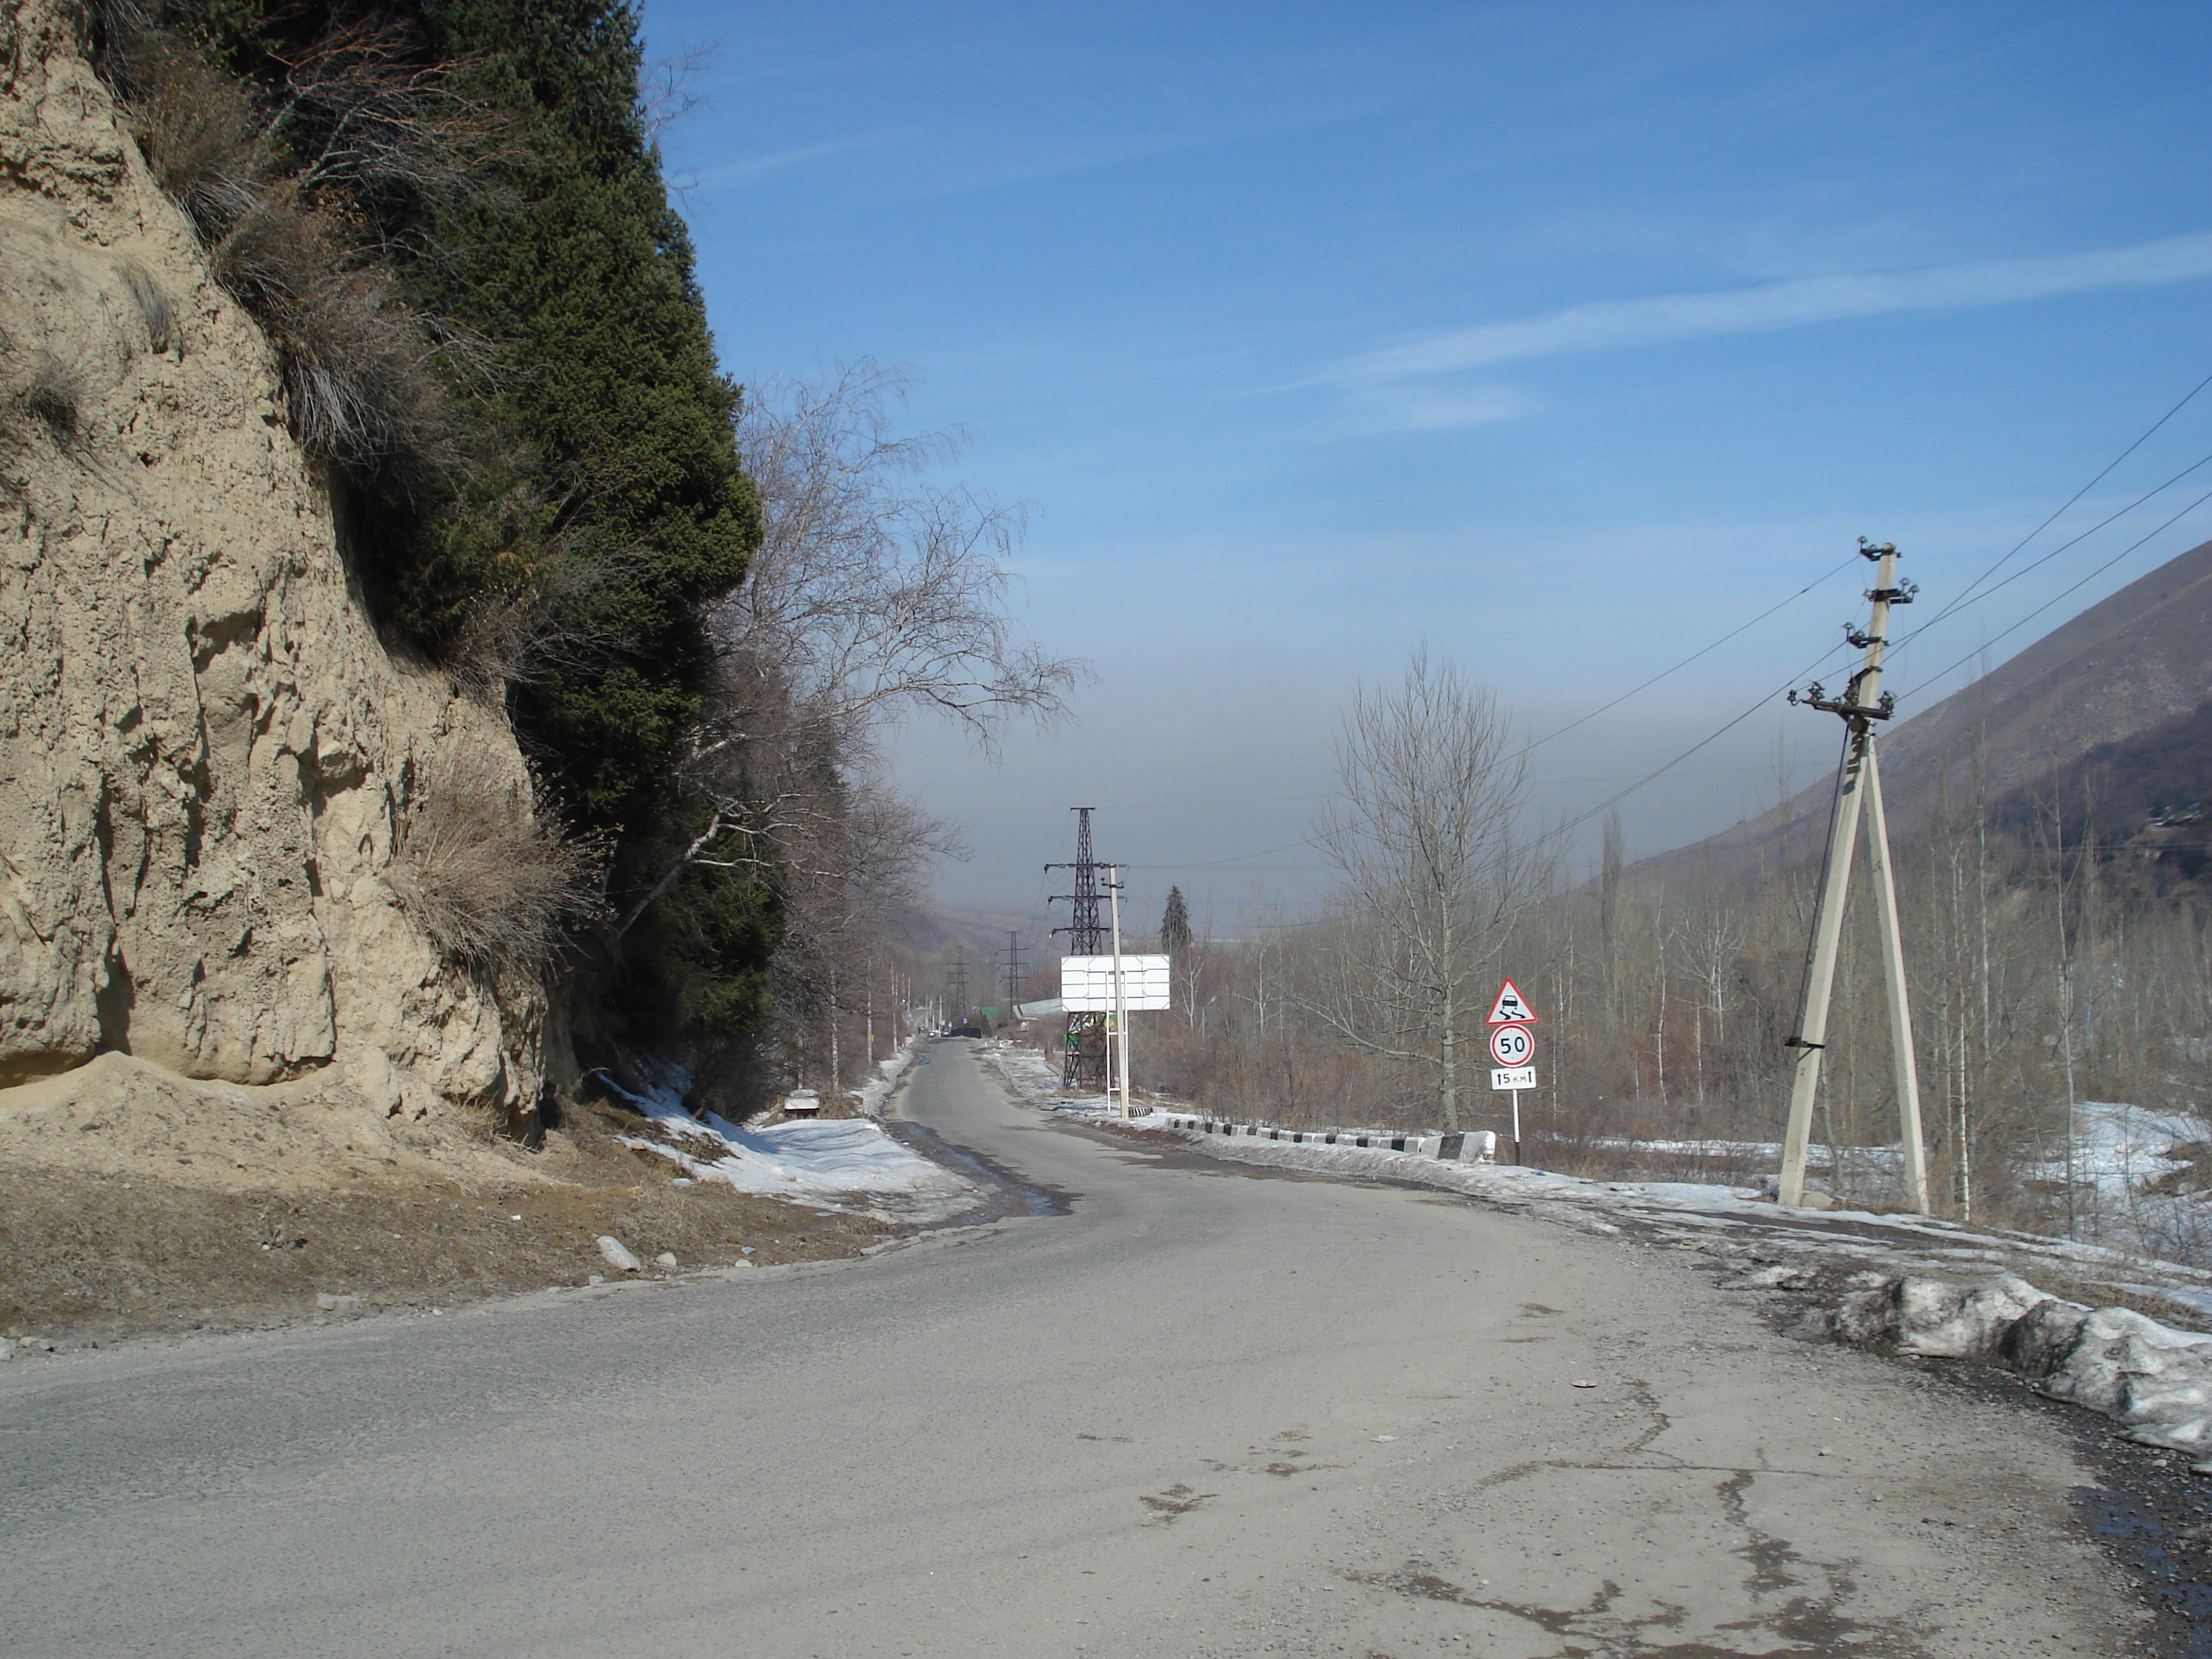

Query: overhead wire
[
  {"left": 1911, "top": 364, "right": 2212, "bottom": 631},
  {"left": 1074, "top": 370, "right": 2212, "bottom": 889},
  {"left": 1109, "top": 547, "right": 1869, "bottom": 875},
  {"left": 1887, "top": 445, "right": 2212, "bottom": 663},
  {"left": 1524, "top": 553, "right": 1861, "bottom": 752},
  {"left": 1897, "top": 482, "right": 2212, "bottom": 700}
]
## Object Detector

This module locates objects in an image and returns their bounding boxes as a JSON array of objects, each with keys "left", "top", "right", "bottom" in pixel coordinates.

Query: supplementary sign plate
[
  {"left": 1490, "top": 1066, "right": 1536, "bottom": 1091},
  {"left": 1485, "top": 979, "right": 1538, "bottom": 1025},
  {"left": 1488, "top": 1023, "right": 1534, "bottom": 1067}
]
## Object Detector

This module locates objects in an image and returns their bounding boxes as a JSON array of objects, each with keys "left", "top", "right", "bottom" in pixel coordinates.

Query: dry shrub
[
  {"left": 95, "top": 16, "right": 266, "bottom": 240},
  {"left": 213, "top": 195, "right": 453, "bottom": 485},
  {"left": 8, "top": 348, "right": 96, "bottom": 460},
  {"left": 118, "top": 259, "right": 176, "bottom": 355},
  {"left": 91, "top": 6, "right": 467, "bottom": 489},
  {"left": 388, "top": 747, "right": 606, "bottom": 973},
  {"left": 443, "top": 532, "right": 648, "bottom": 699}
]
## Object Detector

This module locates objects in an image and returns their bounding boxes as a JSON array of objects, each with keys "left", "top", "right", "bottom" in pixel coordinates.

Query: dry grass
[
  {"left": 0, "top": 1099, "right": 893, "bottom": 1346},
  {"left": 117, "top": 259, "right": 176, "bottom": 356},
  {"left": 94, "top": 13, "right": 265, "bottom": 240},
  {"left": 387, "top": 746, "right": 606, "bottom": 973},
  {"left": 4, "top": 346, "right": 96, "bottom": 462},
  {"left": 92, "top": 7, "right": 460, "bottom": 490}
]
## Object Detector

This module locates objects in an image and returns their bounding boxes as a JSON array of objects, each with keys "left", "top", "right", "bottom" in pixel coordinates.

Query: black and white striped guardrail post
[{"left": 1161, "top": 1116, "right": 1495, "bottom": 1162}]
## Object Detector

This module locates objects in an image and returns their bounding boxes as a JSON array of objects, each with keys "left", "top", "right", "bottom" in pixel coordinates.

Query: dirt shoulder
[{"left": 0, "top": 1092, "right": 898, "bottom": 1351}]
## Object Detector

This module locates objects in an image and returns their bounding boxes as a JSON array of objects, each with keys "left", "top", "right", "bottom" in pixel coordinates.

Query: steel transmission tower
[
  {"left": 947, "top": 946, "right": 969, "bottom": 1028},
  {"left": 1046, "top": 806, "right": 1107, "bottom": 1088},
  {"left": 1001, "top": 931, "right": 1028, "bottom": 1028}
]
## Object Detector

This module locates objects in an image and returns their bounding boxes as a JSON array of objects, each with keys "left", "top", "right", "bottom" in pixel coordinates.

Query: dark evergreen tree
[
  {"left": 1161, "top": 886, "right": 1192, "bottom": 956},
  {"left": 123, "top": 0, "right": 780, "bottom": 1052}
]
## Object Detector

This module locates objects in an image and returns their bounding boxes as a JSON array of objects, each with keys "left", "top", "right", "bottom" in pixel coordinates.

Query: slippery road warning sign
[{"left": 1485, "top": 979, "right": 1538, "bottom": 1025}]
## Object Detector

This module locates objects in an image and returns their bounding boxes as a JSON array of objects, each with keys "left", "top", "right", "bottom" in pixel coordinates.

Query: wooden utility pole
[{"left": 1778, "top": 540, "right": 1932, "bottom": 1213}]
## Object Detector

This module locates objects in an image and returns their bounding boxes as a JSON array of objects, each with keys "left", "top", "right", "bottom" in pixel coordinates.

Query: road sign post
[{"left": 1485, "top": 981, "right": 1540, "bottom": 1164}]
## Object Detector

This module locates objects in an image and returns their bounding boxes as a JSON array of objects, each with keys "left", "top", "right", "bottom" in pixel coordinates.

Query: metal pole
[
  {"left": 1107, "top": 865, "right": 1130, "bottom": 1119},
  {"left": 1862, "top": 744, "right": 1931, "bottom": 1212},
  {"left": 1511, "top": 1090, "right": 1521, "bottom": 1165}
]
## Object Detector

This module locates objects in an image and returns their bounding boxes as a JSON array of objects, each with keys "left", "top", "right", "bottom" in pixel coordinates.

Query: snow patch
[
  {"left": 602, "top": 1054, "right": 980, "bottom": 1222},
  {"left": 1827, "top": 1272, "right": 2212, "bottom": 1470}
]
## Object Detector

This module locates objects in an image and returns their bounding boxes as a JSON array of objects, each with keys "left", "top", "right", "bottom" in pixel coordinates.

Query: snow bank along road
[{"left": 0, "top": 1040, "right": 2148, "bottom": 1657}]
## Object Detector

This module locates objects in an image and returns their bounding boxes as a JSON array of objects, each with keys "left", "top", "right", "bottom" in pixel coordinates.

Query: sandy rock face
[{"left": 0, "top": 0, "right": 541, "bottom": 1118}]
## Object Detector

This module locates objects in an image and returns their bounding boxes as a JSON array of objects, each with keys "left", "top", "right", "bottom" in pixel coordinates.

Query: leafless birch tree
[{"left": 1301, "top": 647, "right": 1548, "bottom": 1129}]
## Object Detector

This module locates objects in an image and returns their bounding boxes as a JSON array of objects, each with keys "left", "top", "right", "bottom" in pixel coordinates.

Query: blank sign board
[{"left": 1061, "top": 955, "right": 1171, "bottom": 1012}]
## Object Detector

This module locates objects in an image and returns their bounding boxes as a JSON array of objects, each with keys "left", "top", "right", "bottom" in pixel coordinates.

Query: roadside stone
[
  {"left": 315, "top": 1292, "right": 361, "bottom": 1315},
  {"left": 595, "top": 1236, "right": 643, "bottom": 1273},
  {"left": 1725, "top": 1264, "right": 1809, "bottom": 1290},
  {"left": 653, "top": 1251, "right": 678, "bottom": 1268}
]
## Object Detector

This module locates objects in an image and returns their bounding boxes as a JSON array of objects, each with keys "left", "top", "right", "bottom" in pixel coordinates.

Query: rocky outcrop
[{"left": 0, "top": 0, "right": 542, "bottom": 1125}]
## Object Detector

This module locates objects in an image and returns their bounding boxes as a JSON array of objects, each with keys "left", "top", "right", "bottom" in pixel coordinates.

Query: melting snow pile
[
  {"left": 602, "top": 1055, "right": 979, "bottom": 1220},
  {"left": 1828, "top": 1273, "right": 2212, "bottom": 1471}
]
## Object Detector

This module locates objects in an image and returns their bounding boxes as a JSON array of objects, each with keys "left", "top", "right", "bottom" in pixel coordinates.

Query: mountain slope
[{"left": 1635, "top": 535, "right": 2212, "bottom": 882}]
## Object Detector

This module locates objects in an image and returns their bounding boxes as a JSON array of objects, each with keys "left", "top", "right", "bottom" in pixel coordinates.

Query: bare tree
[
  {"left": 619, "top": 361, "right": 1081, "bottom": 935},
  {"left": 712, "top": 359, "right": 1081, "bottom": 763},
  {"left": 619, "top": 363, "right": 1082, "bottom": 1096},
  {"left": 1300, "top": 647, "right": 1548, "bottom": 1129}
]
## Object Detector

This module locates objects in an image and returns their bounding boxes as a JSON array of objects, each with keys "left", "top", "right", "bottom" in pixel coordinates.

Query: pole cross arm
[{"left": 1789, "top": 689, "right": 1897, "bottom": 720}]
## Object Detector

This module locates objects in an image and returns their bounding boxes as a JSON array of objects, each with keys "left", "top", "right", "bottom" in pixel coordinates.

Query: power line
[
  {"left": 1898, "top": 482, "right": 2212, "bottom": 700},
  {"left": 1889, "top": 445, "right": 2212, "bottom": 661},
  {"left": 1524, "top": 554, "right": 1861, "bottom": 752},
  {"left": 1534, "top": 638, "right": 1859, "bottom": 849},
  {"left": 1045, "top": 378, "right": 2212, "bottom": 895},
  {"left": 1914, "top": 364, "right": 2212, "bottom": 631}
]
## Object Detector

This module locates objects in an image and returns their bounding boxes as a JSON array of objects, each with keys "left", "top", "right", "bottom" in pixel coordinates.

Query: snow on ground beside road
[
  {"left": 603, "top": 1055, "right": 981, "bottom": 1222},
  {"left": 853, "top": 1046, "right": 917, "bottom": 1117}
]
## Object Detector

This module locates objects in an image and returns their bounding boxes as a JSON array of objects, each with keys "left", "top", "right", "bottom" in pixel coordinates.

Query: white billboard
[{"left": 1060, "top": 954, "right": 1171, "bottom": 1012}]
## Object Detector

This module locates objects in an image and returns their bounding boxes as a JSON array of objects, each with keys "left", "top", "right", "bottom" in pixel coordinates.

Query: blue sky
[{"left": 642, "top": 0, "right": 2212, "bottom": 925}]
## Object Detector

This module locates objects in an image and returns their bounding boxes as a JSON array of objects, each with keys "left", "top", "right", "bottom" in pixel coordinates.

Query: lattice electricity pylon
[
  {"left": 1046, "top": 806, "right": 1107, "bottom": 1089},
  {"left": 946, "top": 946, "right": 969, "bottom": 1028},
  {"left": 1001, "top": 931, "right": 1027, "bottom": 1028}
]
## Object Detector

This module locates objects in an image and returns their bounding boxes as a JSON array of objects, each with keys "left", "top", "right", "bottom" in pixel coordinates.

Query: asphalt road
[{"left": 0, "top": 1039, "right": 2144, "bottom": 1658}]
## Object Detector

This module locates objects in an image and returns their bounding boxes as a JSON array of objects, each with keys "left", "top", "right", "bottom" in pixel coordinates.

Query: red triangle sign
[{"left": 1485, "top": 979, "right": 1537, "bottom": 1025}]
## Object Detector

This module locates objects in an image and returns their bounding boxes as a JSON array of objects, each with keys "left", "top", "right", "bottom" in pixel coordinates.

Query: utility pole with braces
[{"left": 1778, "top": 539, "right": 1932, "bottom": 1213}]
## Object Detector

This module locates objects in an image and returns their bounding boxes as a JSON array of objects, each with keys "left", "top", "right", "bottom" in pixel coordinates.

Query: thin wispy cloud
[
  {"left": 681, "top": 130, "right": 905, "bottom": 192},
  {"left": 1339, "top": 231, "right": 2212, "bottom": 382},
  {"left": 1354, "top": 383, "right": 1531, "bottom": 430}
]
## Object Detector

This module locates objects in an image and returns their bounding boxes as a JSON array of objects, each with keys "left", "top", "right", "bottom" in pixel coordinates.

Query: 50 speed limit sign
[{"left": 1488, "top": 1022, "right": 1535, "bottom": 1067}]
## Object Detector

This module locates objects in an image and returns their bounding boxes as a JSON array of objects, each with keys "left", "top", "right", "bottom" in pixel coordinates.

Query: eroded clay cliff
[{"left": 0, "top": 0, "right": 545, "bottom": 1150}]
